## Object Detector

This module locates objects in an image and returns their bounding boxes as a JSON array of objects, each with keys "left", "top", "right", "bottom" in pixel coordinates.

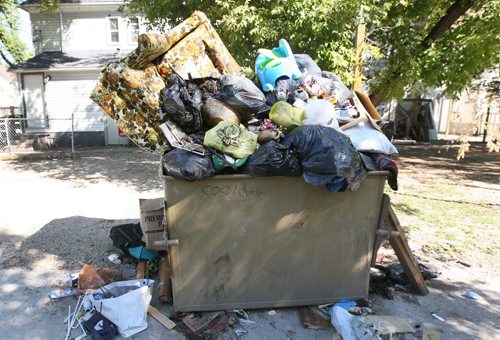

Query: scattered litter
[
  {"left": 371, "top": 262, "right": 438, "bottom": 299},
  {"left": 67, "top": 273, "right": 79, "bottom": 287},
  {"left": 431, "top": 313, "right": 446, "bottom": 322},
  {"left": 334, "top": 299, "right": 358, "bottom": 310},
  {"left": 464, "top": 291, "right": 482, "bottom": 300},
  {"left": 329, "top": 306, "right": 359, "bottom": 340},
  {"left": 233, "top": 327, "right": 248, "bottom": 336},
  {"left": 77, "top": 264, "right": 125, "bottom": 291},
  {"left": 267, "top": 310, "right": 277, "bottom": 316},
  {"left": 148, "top": 305, "right": 176, "bottom": 330},
  {"left": 88, "top": 279, "right": 155, "bottom": 337},
  {"left": 238, "top": 318, "right": 256, "bottom": 325},
  {"left": 298, "top": 306, "right": 333, "bottom": 330},
  {"left": 183, "top": 311, "right": 222, "bottom": 333},
  {"left": 353, "top": 315, "right": 416, "bottom": 338},
  {"left": 48, "top": 288, "right": 76, "bottom": 300},
  {"left": 107, "top": 253, "right": 121, "bottom": 265}
]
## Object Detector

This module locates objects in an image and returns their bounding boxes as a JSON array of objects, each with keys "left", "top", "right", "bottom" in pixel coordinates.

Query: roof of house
[{"left": 9, "top": 50, "right": 130, "bottom": 72}]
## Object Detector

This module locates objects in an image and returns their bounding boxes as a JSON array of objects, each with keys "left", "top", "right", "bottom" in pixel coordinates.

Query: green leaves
[
  {"left": 0, "top": 0, "right": 33, "bottom": 66},
  {"left": 122, "top": 0, "right": 499, "bottom": 101}
]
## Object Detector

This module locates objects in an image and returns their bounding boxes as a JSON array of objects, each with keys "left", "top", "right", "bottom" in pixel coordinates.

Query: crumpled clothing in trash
[
  {"left": 91, "top": 11, "right": 241, "bottom": 154},
  {"left": 204, "top": 121, "right": 257, "bottom": 159},
  {"left": 162, "top": 74, "right": 203, "bottom": 134},
  {"left": 360, "top": 153, "right": 399, "bottom": 191},
  {"left": 283, "top": 125, "right": 367, "bottom": 191}
]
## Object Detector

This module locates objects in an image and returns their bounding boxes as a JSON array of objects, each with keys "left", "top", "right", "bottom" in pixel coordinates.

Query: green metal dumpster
[{"left": 161, "top": 172, "right": 387, "bottom": 312}]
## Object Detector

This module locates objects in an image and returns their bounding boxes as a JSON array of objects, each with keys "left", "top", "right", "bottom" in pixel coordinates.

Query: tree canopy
[
  {"left": 0, "top": 0, "right": 32, "bottom": 67},
  {"left": 124, "top": 0, "right": 499, "bottom": 103}
]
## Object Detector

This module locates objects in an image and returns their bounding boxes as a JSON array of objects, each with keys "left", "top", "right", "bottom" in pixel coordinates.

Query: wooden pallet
[{"left": 372, "top": 194, "right": 429, "bottom": 295}]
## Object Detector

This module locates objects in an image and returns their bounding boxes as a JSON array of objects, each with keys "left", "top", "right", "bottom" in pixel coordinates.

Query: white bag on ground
[
  {"left": 343, "top": 121, "right": 398, "bottom": 155},
  {"left": 89, "top": 279, "right": 154, "bottom": 338},
  {"left": 330, "top": 306, "right": 360, "bottom": 340}
]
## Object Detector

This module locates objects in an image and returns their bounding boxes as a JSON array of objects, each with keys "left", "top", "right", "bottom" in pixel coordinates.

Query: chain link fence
[{"left": 0, "top": 117, "right": 29, "bottom": 152}]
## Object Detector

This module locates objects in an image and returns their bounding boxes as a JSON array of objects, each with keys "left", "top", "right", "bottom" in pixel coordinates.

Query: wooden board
[{"left": 148, "top": 305, "right": 176, "bottom": 330}]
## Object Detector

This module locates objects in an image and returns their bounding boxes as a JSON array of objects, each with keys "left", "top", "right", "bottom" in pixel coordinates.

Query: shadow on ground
[
  {"left": 1, "top": 216, "right": 138, "bottom": 272},
  {"left": 2, "top": 146, "right": 163, "bottom": 192},
  {"left": 396, "top": 142, "right": 500, "bottom": 185}
]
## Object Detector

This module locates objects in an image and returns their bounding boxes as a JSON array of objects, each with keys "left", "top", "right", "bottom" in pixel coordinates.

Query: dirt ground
[{"left": 0, "top": 143, "right": 498, "bottom": 339}]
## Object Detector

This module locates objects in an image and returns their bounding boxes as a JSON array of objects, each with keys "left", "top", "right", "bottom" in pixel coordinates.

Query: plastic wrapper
[
  {"left": 283, "top": 125, "right": 367, "bottom": 191},
  {"left": 162, "top": 148, "right": 216, "bottom": 181},
  {"left": 203, "top": 121, "right": 257, "bottom": 159},
  {"left": 265, "top": 78, "right": 308, "bottom": 106},
  {"left": 245, "top": 141, "right": 301, "bottom": 177},
  {"left": 162, "top": 75, "right": 203, "bottom": 134},
  {"left": 218, "top": 75, "right": 269, "bottom": 121},
  {"left": 321, "top": 71, "right": 352, "bottom": 102},
  {"left": 269, "top": 101, "right": 306, "bottom": 130}
]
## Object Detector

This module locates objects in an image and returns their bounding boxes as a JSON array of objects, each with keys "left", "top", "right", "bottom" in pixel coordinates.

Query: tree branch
[
  {"left": 370, "top": 0, "right": 477, "bottom": 105},
  {"left": 421, "top": 0, "right": 475, "bottom": 48},
  {"left": 0, "top": 48, "right": 16, "bottom": 67}
]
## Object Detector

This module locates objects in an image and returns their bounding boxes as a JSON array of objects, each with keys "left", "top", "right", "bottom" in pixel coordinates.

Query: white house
[{"left": 9, "top": 0, "right": 151, "bottom": 146}]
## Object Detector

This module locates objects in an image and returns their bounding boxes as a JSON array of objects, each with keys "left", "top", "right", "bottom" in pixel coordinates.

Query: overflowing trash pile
[{"left": 91, "top": 11, "right": 399, "bottom": 192}]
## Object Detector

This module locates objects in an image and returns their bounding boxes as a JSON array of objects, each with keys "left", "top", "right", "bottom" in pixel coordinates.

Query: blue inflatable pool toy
[{"left": 255, "top": 39, "right": 302, "bottom": 92}]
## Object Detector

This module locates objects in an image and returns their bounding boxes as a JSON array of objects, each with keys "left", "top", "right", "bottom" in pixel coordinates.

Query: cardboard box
[{"left": 139, "top": 198, "right": 165, "bottom": 251}]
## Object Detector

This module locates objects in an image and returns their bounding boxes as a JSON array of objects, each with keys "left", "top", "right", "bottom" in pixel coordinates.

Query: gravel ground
[{"left": 0, "top": 145, "right": 498, "bottom": 339}]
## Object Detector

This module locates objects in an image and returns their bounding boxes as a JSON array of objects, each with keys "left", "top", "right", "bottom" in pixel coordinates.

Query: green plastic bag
[
  {"left": 204, "top": 121, "right": 257, "bottom": 159},
  {"left": 269, "top": 101, "right": 306, "bottom": 130}
]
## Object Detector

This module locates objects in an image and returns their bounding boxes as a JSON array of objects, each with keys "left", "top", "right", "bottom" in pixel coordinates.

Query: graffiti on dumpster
[{"left": 201, "top": 183, "right": 264, "bottom": 201}]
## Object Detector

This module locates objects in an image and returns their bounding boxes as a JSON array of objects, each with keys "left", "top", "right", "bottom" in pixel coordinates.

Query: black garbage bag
[
  {"left": 244, "top": 141, "right": 301, "bottom": 177},
  {"left": 282, "top": 125, "right": 367, "bottom": 191},
  {"left": 162, "top": 148, "right": 216, "bottom": 181},
  {"left": 294, "top": 54, "right": 322, "bottom": 75},
  {"left": 162, "top": 74, "right": 203, "bottom": 134},
  {"left": 109, "top": 223, "right": 144, "bottom": 253},
  {"left": 217, "top": 75, "right": 269, "bottom": 121}
]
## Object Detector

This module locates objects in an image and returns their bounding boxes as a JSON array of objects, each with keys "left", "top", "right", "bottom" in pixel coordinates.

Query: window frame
[
  {"left": 106, "top": 17, "right": 121, "bottom": 45},
  {"left": 127, "top": 17, "right": 140, "bottom": 45}
]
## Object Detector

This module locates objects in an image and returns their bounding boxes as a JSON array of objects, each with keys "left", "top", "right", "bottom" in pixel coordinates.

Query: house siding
[
  {"left": 31, "top": 13, "right": 62, "bottom": 54},
  {"left": 62, "top": 12, "right": 141, "bottom": 52},
  {"left": 44, "top": 71, "right": 104, "bottom": 133}
]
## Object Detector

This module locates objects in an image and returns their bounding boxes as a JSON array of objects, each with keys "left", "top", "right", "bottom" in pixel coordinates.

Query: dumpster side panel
[{"left": 164, "top": 173, "right": 385, "bottom": 311}]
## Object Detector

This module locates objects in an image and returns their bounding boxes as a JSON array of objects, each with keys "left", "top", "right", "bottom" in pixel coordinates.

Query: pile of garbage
[{"left": 91, "top": 11, "right": 398, "bottom": 192}]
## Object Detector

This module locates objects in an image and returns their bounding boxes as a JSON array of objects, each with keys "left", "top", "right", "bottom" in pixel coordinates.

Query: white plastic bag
[
  {"left": 343, "top": 121, "right": 398, "bottom": 155},
  {"left": 330, "top": 306, "right": 360, "bottom": 340},
  {"left": 304, "top": 99, "right": 340, "bottom": 131},
  {"left": 89, "top": 279, "right": 154, "bottom": 338}
]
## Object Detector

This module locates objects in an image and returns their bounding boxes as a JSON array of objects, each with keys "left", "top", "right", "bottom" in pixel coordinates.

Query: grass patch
[{"left": 392, "top": 193, "right": 499, "bottom": 260}]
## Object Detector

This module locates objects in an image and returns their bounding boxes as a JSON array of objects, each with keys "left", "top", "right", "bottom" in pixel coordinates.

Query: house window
[
  {"left": 108, "top": 17, "right": 120, "bottom": 43},
  {"left": 128, "top": 18, "right": 139, "bottom": 44}
]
